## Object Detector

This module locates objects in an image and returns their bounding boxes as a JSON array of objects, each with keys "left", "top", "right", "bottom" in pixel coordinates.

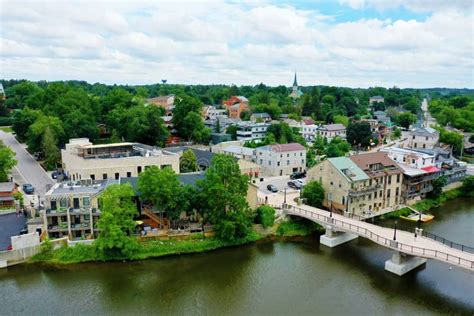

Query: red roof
[
  {"left": 269, "top": 143, "right": 306, "bottom": 152},
  {"left": 421, "top": 166, "right": 440, "bottom": 173}
]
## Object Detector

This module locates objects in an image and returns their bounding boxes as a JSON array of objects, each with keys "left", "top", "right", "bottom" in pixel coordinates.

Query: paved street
[
  {"left": 0, "top": 131, "right": 54, "bottom": 197},
  {"left": 0, "top": 213, "right": 27, "bottom": 251},
  {"left": 255, "top": 175, "right": 303, "bottom": 195}
]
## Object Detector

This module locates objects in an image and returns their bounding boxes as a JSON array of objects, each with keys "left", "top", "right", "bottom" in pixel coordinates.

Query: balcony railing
[
  {"left": 69, "top": 207, "right": 92, "bottom": 214},
  {"left": 349, "top": 184, "right": 382, "bottom": 197}
]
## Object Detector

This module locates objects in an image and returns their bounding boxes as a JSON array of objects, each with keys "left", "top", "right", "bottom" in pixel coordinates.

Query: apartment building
[
  {"left": 61, "top": 138, "right": 180, "bottom": 181},
  {"left": 43, "top": 179, "right": 118, "bottom": 240},
  {"left": 146, "top": 95, "right": 175, "bottom": 115},
  {"left": 301, "top": 124, "right": 346, "bottom": 142},
  {"left": 223, "top": 96, "right": 249, "bottom": 119},
  {"left": 236, "top": 122, "right": 270, "bottom": 141},
  {"left": 406, "top": 127, "right": 439, "bottom": 149},
  {"left": 349, "top": 152, "right": 403, "bottom": 213},
  {"left": 255, "top": 143, "right": 306, "bottom": 176}
]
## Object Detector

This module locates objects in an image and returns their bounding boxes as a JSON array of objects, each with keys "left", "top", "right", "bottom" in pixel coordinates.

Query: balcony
[
  {"left": 47, "top": 224, "right": 68, "bottom": 232},
  {"left": 69, "top": 207, "right": 92, "bottom": 215},
  {"left": 348, "top": 184, "right": 382, "bottom": 197},
  {"left": 70, "top": 222, "right": 91, "bottom": 230}
]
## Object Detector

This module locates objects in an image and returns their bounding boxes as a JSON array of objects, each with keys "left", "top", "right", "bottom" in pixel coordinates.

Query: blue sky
[{"left": 0, "top": 0, "right": 472, "bottom": 88}]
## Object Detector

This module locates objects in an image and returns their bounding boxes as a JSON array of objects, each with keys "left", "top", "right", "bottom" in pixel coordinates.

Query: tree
[
  {"left": 255, "top": 205, "right": 275, "bottom": 228},
  {"left": 325, "top": 137, "right": 351, "bottom": 157},
  {"left": 26, "top": 115, "right": 65, "bottom": 154},
  {"left": 11, "top": 107, "right": 43, "bottom": 141},
  {"left": 0, "top": 140, "right": 16, "bottom": 182},
  {"left": 301, "top": 181, "right": 325, "bottom": 208},
  {"left": 392, "top": 128, "right": 402, "bottom": 139},
  {"left": 346, "top": 122, "right": 372, "bottom": 148},
  {"left": 182, "top": 112, "right": 211, "bottom": 144},
  {"left": 306, "top": 148, "right": 316, "bottom": 168},
  {"left": 461, "top": 176, "right": 474, "bottom": 197},
  {"left": 172, "top": 95, "right": 203, "bottom": 135},
  {"left": 41, "top": 127, "right": 60, "bottom": 170},
  {"left": 138, "top": 166, "right": 182, "bottom": 221},
  {"left": 436, "top": 126, "right": 463, "bottom": 156},
  {"left": 333, "top": 115, "right": 349, "bottom": 127},
  {"left": 95, "top": 184, "right": 139, "bottom": 258},
  {"left": 395, "top": 112, "right": 417, "bottom": 129},
  {"left": 428, "top": 176, "right": 447, "bottom": 199},
  {"left": 198, "top": 154, "right": 251, "bottom": 241},
  {"left": 226, "top": 125, "right": 237, "bottom": 140},
  {"left": 180, "top": 149, "right": 199, "bottom": 173},
  {"left": 214, "top": 119, "right": 221, "bottom": 133}
]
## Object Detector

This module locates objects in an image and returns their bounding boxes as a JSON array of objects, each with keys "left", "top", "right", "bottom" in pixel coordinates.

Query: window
[
  {"left": 388, "top": 175, "right": 392, "bottom": 185},
  {"left": 387, "top": 189, "right": 391, "bottom": 198},
  {"left": 330, "top": 181, "right": 333, "bottom": 185},
  {"left": 412, "top": 159, "right": 415, "bottom": 164},
  {"left": 61, "top": 216, "right": 67, "bottom": 222},
  {"left": 374, "top": 191, "right": 377, "bottom": 198},
  {"left": 397, "top": 174, "right": 400, "bottom": 183},
  {"left": 277, "top": 162, "right": 280, "bottom": 166},
  {"left": 368, "top": 194, "right": 371, "bottom": 200},
  {"left": 369, "top": 179, "right": 372, "bottom": 186},
  {"left": 396, "top": 187, "right": 399, "bottom": 196},
  {"left": 412, "top": 135, "right": 415, "bottom": 139},
  {"left": 51, "top": 200, "right": 57, "bottom": 210},
  {"left": 260, "top": 159, "right": 263, "bottom": 164},
  {"left": 300, "top": 152, "right": 303, "bottom": 156},
  {"left": 115, "top": 173, "right": 120, "bottom": 180},
  {"left": 403, "top": 157, "right": 406, "bottom": 162},
  {"left": 90, "top": 174, "right": 95, "bottom": 180},
  {"left": 287, "top": 160, "right": 290, "bottom": 165},
  {"left": 83, "top": 197, "right": 90, "bottom": 207},
  {"left": 127, "top": 172, "right": 131, "bottom": 178},
  {"left": 338, "top": 183, "right": 341, "bottom": 188},
  {"left": 287, "top": 154, "right": 289, "bottom": 157},
  {"left": 302, "top": 159, "right": 305, "bottom": 164},
  {"left": 269, "top": 161, "right": 271, "bottom": 166},
  {"left": 426, "top": 136, "right": 429, "bottom": 141},
  {"left": 423, "top": 144, "right": 426, "bottom": 149},
  {"left": 84, "top": 214, "right": 90, "bottom": 221},
  {"left": 60, "top": 199, "right": 68, "bottom": 208},
  {"left": 137, "top": 166, "right": 142, "bottom": 174},
  {"left": 102, "top": 173, "right": 107, "bottom": 180}
]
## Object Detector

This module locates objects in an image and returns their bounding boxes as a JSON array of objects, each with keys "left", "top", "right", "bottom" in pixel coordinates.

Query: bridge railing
[{"left": 286, "top": 205, "right": 474, "bottom": 270}]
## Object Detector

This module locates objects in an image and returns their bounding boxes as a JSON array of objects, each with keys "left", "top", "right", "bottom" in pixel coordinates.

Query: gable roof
[
  {"left": 259, "top": 143, "right": 306, "bottom": 152},
  {"left": 411, "top": 127, "right": 439, "bottom": 137},
  {"left": 327, "top": 157, "right": 369, "bottom": 182},
  {"left": 349, "top": 152, "right": 403, "bottom": 178},
  {"left": 320, "top": 123, "right": 346, "bottom": 131}
]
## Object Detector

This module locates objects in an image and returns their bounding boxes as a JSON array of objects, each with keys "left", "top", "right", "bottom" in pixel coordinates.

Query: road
[{"left": 0, "top": 131, "right": 54, "bottom": 197}]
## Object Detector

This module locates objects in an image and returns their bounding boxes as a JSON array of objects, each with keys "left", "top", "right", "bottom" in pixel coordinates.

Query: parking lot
[{"left": 254, "top": 175, "right": 305, "bottom": 195}]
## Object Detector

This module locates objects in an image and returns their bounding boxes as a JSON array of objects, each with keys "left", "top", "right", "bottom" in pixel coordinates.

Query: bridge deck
[{"left": 285, "top": 203, "right": 474, "bottom": 271}]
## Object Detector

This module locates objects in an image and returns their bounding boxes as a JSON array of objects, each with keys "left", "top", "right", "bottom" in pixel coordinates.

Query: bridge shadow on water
[{"left": 304, "top": 236, "right": 474, "bottom": 314}]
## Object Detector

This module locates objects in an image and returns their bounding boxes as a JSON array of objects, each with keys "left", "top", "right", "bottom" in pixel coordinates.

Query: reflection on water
[{"left": 0, "top": 198, "right": 473, "bottom": 315}]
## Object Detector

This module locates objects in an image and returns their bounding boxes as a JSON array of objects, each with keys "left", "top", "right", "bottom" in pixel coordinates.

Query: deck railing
[{"left": 286, "top": 204, "right": 474, "bottom": 270}]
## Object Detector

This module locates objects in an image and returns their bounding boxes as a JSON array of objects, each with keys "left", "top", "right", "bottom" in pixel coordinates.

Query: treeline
[{"left": 429, "top": 95, "right": 474, "bottom": 132}]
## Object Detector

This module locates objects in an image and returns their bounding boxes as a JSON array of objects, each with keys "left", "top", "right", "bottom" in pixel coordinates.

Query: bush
[
  {"left": 213, "top": 211, "right": 252, "bottom": 242},
  {"left": 461, "top": 176, "right": 474, "bottom": 197},
  {"left": 276, "top": 219, "right": 324, "bottom": 236},
  {"left": 256, "top": 205, "right": 275, "bottom": 228},
  {"left": 0, "top": 116, "right": 12, "bottom": 126},
  {"left": 301, "top": 181, "right": 325, "bottom": 208}
]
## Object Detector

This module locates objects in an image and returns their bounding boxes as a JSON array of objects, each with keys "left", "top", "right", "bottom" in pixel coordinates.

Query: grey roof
[
  {"left": 166, "top": 147, "right": 215, "bottom": 168},
  {"left": 0, "top": 182, "right": 15, "bottom": 192},
  {"left": 251, "top": 113, "right": 271, "bottom": 118},
  {"left": 0, "top": 196, "right": 14, "bottom": 201},
  {"left": 370, "top": 95, "right": 384, "bottom": 100},
  {"left": 47, "top": 179, "right": 118, "bottom": 197},
  {"left": 320, "top": 123, "right": 346, "bottom": 131},
  {"left": 411, "top": 127, "right": 439, "bottom": 137},
  {"left": 293, "top": 73, "right": 298, "bottom": 87}
]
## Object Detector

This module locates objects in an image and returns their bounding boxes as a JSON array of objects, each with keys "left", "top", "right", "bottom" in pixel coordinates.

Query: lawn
[{"left": 0, "top": 126, "right": 13, "bottom": 133}]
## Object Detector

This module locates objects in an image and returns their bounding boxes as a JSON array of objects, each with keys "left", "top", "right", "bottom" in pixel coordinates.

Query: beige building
[
  {"left": 349, "top": 152, "right": 403, "bottom": 214},
  {"left": 406, "top": 127, "right": 439, "bottom": 150},
  {"left": 62, "top": 138, "right": 180, "bottom": 181},
  {"left": 256, "top": 143, "right": 306, "bottom": 176}
]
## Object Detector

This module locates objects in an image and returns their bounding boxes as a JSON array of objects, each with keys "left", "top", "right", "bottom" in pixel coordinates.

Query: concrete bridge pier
[
  {"left": 385, "top": 251, "right": 427, "bottom": 276},
  {"left": 320, "top": 224, "right": 358, "bottom": 248}
]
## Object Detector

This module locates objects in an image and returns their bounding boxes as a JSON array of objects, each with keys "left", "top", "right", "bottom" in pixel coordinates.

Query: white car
[{"left": 294, "top": 179, "right": 305, "bottom": 186}]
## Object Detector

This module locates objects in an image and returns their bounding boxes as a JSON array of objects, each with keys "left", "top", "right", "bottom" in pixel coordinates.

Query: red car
[{"left": 7, "top": 245, "right": 12, "bottom": 251}]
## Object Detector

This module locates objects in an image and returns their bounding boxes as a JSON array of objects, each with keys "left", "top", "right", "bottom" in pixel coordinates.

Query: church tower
[{"left": 289, "top": 72, "right": 302, "bottom": 100}]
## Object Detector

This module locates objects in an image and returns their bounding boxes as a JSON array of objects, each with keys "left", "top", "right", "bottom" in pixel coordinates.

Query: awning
[
  {"left": 421, "top": 166, "right": 440, "bottom": 173},
  {"left": 0, "top": 196, "right": 14, "bottom": 201},
  {"left": 135, "top": 220, "right": 144, "bottom": 225}
]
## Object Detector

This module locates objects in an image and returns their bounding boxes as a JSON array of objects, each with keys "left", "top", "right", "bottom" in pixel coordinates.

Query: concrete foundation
[
  {"left": 385, "top": 252, "right": 427, "bottom": 276},
  {"left": 320, "top": 225, "right": 358, "bottom": 248}
]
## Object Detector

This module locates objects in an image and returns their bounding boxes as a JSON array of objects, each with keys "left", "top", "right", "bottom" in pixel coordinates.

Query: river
[{"left": 1, "top": 198, "right": 473, "bottom": 315}]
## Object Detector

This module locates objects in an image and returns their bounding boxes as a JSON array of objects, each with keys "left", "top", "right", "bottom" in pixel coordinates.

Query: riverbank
[{"left": 31, "top": 219, "right": 324, "bottom": 265}]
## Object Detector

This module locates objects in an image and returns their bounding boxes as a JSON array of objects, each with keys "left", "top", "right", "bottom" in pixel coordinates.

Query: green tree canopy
[
  {"left": 41, "top": 127, "right": 60, "bottom": 170},
  {"left": 301, "top": 181, "right": 325, "bottom": 208},
  {"left": 347, "top": 121, "right": 372, "bottom": 148},
  {"left": 0, "top": 140, "right": 16, "bottom": 182},
  {"left": 180, "top": 149, "right": 199, "bottom": 173},
  {"left": 255, "top": 205, "right": 275, "bottom": 228},
  {"left": 395, "top": 112, "right": 417, "bottom": 129}
]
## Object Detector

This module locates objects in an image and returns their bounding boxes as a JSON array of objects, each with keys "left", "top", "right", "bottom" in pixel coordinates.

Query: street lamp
[
  {"left": 284, "top": 188, "right": 287, "bottom": 205},
  {"left": 329, "top": 200, "right": 333, "bottom": 218},
  {"left": 393, "top": 221, "right": 398, "bottom": 241},
  {"left": 417, "top": 211, "right": 422, "bottom": 229}
]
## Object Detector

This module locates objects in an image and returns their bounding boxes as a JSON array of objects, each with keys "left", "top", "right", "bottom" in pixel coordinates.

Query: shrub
[
  {"left": 256, "top": 205, "right": 275, "bottom": 228},
  {"left": 276, "top": 219, "right": 323, "bottom": 236},
  {"left": 0, "top": 116, "right": 12, "bottom": 126},
  {"left": 461, "top": 176, "right": 474, "bottom": 197}
]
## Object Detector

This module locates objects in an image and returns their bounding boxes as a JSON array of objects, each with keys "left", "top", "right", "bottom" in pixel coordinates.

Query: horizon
[{"left": 1, "top": 1, "right": 473, "bottom": 88}]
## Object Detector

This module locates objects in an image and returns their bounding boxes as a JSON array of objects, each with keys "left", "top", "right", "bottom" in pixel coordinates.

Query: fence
[{"left": 286, "top": 205, "right": 474, "bottom": 270}]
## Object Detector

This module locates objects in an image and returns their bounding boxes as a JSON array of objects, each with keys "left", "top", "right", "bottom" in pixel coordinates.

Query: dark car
[
  {"left": 20, "top": 226, "right": 28, "bottom": 235},
  {"left": 290, "top": 171, "right": 306, "bottom": 180},
  {"left": 288, "top": 181, "right": 302, "bottom": 190},
  {"left": 51, "top": 171, "right": 59, "bottom": 179},
  {"left": 22, "top": 183, "right": 35, "bottom": 194},
  {"left": 267, "top": 184, "right": 278, "bottom": 193}
]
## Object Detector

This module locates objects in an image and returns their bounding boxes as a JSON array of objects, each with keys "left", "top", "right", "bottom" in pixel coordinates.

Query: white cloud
[{"left": 0, "top": 1, "right": 472, "bottom": 88}]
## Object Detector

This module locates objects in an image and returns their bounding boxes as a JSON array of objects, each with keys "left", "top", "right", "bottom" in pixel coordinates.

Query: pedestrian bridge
[{"left": 284, "top": 203, "right": 474, "bottom": 275}]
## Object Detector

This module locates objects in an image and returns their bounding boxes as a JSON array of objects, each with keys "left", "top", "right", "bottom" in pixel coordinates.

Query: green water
[{"left": 0, "top": 198, "right": 473, "bottom": 315}]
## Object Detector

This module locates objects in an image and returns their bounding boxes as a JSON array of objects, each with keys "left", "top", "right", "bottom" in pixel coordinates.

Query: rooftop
[
  {"left": 223, "top": 145, "right": 255, "bottom": 156},
  {"left": 411, "top": 127, "right": 439, "bottom": 137},
  {"left": 0, "top": 182, "right": 15, "bottom": 192},
  {"left": 46, "top": 179, "right": 118, "bottom": 198},
  {"left": 320, "top": 123, "right": 346, "bottom": 131},
  {"left": 328, "top": 157, "right": 369, "bottom": 182},
  {"left": 258, "top": 143, "right": 306, "bottom": 153},
  {"left": 349, "top": 152, "right": 402, "bottom": 178}
]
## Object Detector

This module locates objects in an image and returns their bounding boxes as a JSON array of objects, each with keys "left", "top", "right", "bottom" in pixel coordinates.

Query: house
[
  {"left": 307, "top": 157, "right": 372, "bottom": 216},
  {"left": 43, "top": 179, "right": 118, "bottom": 240},
  {"left": 211, "top": 133, "right": 232, "bottom": 145},
  {"left": 418, "top": 147, "right": 466, "bottom": 184},
  {"left": 250, "top": 113, "right": 271, "bottom": 123},
  {"left": 289, "top": 73, "right": 303, "bottom": 100},
  {"left": 204, "top": 116, "right": 241, "bottom": 133},
  {"left": 61, "top": 138, "right": 180, "bottom": 181},
  {"left": 407, "top": 127, "right": 439, "bottom": 149},
  {"left": 0, "top": 182, "right": 18, "bottom": 208},
  {"left": 222, "top": 96, "right": 249, "bottom": 119},
  {"left": 222, "top": 145, "right": 255, "bottom": 162},
  {"left": 373, "top": 111, "right": 391, "bottom": 125},
  {"left": 255, "top": 143, "right": 306, "bottom": 176},
  {"left": 369, "top": 95, "right": 384, "bottom": 105},
  {"left": 0, "top": 83, "right": 5, "bottom": 100},
  {"left": 318, "top": 124, "right": 346, "bottom": 140},
  {"left": 146, "top": 95, "right": 175, "bottom": 115},
  {"left": 236, "top": 122, "right": 270, "bottom": 141},
  {"left": 202, "top": 105, "right": 227, "bottom": 120},
  {"left": 300, "top": 124, "right": 319, "bottom": 142},
  {"left": 349, "top": 152, "right": 403, "bottom": 215}
]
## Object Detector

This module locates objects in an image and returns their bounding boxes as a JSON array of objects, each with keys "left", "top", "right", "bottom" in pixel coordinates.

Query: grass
[
  {"left": 276, "top": 218, "right": 324, "bottom": 237},
  {"left": 0, "top": 126, "right": 12, "bottom": 133},
  {"left": 31, "top": 232, "right": 263, "bottom": 265}
]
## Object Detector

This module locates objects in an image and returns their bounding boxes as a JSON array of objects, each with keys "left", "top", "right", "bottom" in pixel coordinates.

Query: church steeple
[
  {"left": 289, "top": 72, "right": 302, "bottom": 100},
  {"left": 293, "top": 72, "right": 298, "bottom": 87}
]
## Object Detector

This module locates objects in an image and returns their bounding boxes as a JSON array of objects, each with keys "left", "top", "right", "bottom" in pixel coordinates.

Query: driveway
[
  {"left": 0, "top": 213, "right": 27, "bottom": 251},
  {"left": 0, "top": 131, "right": 54, "bottom": 197}
]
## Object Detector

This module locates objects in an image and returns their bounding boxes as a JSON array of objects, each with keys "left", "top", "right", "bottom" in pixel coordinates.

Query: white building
[
  {"left": 236, "top": 122, "right": 270, "bottom": 141},
  {"left": 255, "top": 143, "right": 306, "bottom": 176},
  {"left": 202, "top": 105, "right": 227, "bottom": 120},
  {"left": 369, "top": 95, "right": 384, "bottom": 105},
  {"left": 222, "top": 145, "right": 256, "bottom": 162},
  {"left": 300, "top": 123, "right": 346, "bottom": 142},
  {"left": 379, "top": 147, "right": 436, "bottom": 169},
  {"left": 406, "top": 127, "right": 439, "bottom": 150},
  {"left": 61, "top": 138, "right": 180, "bottom": 181}
]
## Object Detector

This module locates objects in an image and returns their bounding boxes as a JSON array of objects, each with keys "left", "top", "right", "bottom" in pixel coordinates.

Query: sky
[{"left": 0, "top": 0, "right": 473, "bottom": 88}]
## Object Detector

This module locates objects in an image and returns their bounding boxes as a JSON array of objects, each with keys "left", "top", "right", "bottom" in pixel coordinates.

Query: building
[
  {"left": 373, "top": 111, "right": 391, "bottom": 125},
  {"left": 250, "top": 113, "right": 272, "bottom": 123},
  {"left": 349, "top": 152, "right": 403, "bottom": 214},
  {"left": 307, "top": 157, "right": 373, "bottom": 216},
  {"left": 289, "top": 73, "right": 303, "bottom": 100},
  {"left": 407, "top": 127, "right": 439, "bottom": 149},
  {"left": 300, "top": 124, "right": 319, "bottom": 142},
  {"left": 255, "top": 143, "right": 306, "bottom": 176},
  {"left": 146, "top": 95, "right": 175, "bottom": 114},
  {"left": 43, "top": 179, "right": 118, "bottom": 240},
  {"left": 223, "top": 96, "right": 249, "bottom": 119},
  {"left": 318, "top": 124, "right": 346, "bottom": 140},
  {"left": 204, "top": 116, "right": 241, "bottom": 133},
  {"left": 369, "top": 95, "right": 384, "bottom": 105},
  {"left": 61, "top": 138, "right": 180, "bottom": 181},
  {"left": 211, "top": 133, "right": 232, "bottom": 144},
  {"left": 202, "top": 105, "right": 227, "bottom": 120},
  {"left": 221, "top": 145, "right": 255, "bottom": 162},
  {"left": 236, "top": 122, "right": 270, "bottom": 141},
  {"left": 0, "top": 182, "right": 18, "bottom": 208}
]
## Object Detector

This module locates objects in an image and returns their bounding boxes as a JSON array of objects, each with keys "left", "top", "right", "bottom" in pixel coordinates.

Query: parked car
[
  {"left": 294, "top": 179, "right": 305, "bottom": 186},
  {"left": 267, "top": 184, "right": 278, "bottom": 193},
  {"left": 7, "top": 244, "right": 12, "bottom": 251},
  {"left": 290, "top": 171, "right": 306, "bottom": 180},
  {"left": 51, "top": 171, "right": 60, "bottom": 179},
  {"left": 288, "top": 180, "right": 302, "bottom": 190},
  {"left": 20, "top": 226, "right": 28, "bottom": 235},
  {"left": 22, "top": 183, "right": 35, "bottom": 194}
]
